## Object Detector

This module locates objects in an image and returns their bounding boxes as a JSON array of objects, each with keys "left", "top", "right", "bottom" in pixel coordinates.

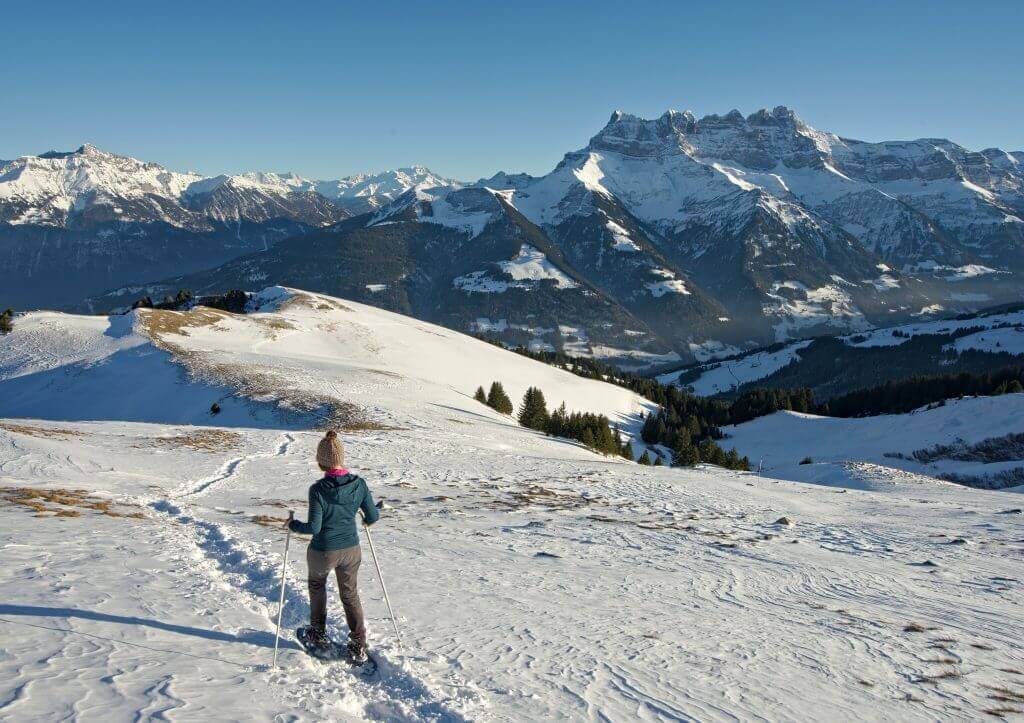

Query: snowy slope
[
  {"left": 2, "top": 289, "right": 1023, "bottom": 721},
  {"left": 724, "top": 394, "right": 1024, "bottom": 490},
  {"left": 659, "top": 340, "right": 814, "bottom": 394},
  {"left": 667, "top": 307, "right": 1024, "bottom": 397},
  {"left": 0, "top": 287, "right": 656, "bottom": 437}
]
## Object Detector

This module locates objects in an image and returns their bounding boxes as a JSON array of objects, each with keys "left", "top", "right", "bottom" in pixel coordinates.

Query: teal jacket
[{"left": 289, "top": 472, "right": 379, "bottom": 550}]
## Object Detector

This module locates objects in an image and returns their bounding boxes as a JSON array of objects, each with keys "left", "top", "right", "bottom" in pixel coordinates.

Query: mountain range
[{"left": 4, "top": 106, "right": 1023, "bottom": 368}]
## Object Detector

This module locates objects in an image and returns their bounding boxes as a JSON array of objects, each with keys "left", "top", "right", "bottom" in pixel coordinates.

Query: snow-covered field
[
  {"left": 666, "top": 308, "right": 1024, "bottom": 396},
  {"left": 2, "top": 289, "right": 1023, "bottom": 721},
  {"left": 658, "top": 341, "right": 813, "bottom": 395},
  {"left": 724, "top": 394, "right": 1024, "bottom": 492}
]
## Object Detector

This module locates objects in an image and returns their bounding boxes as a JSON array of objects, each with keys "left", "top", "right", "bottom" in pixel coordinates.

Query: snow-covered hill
[
  {"left": 662, "top": 306, "right": 1024, "bottom": 398},
  {"left": 724, "top": 394, "right": 1024, "bottom": 491},
  {"left": 0, "top": 286, "right": 654, "bottom": 435},
  {"left": 1, "top": 288, "right": 1022, "bottom": 720}
]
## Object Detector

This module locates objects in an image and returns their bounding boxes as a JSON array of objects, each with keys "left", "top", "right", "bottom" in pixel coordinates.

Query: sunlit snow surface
[{"left": 1, "top": 289, "right": 1022, "bottom": 721}]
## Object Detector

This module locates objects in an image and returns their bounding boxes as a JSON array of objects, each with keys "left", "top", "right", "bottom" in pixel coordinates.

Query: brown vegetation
[{"left": 1, "top": 486, "right": 144, "bottom": 520}]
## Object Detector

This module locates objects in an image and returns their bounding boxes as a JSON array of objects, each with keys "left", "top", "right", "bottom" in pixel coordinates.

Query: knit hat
[{"left": 316, "top": 430, "right": 345, "bottom": 471}]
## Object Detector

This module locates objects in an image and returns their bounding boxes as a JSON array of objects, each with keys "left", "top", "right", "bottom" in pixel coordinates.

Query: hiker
[{"left": 288, "top": 430, "right": 380, "bottom": 662}]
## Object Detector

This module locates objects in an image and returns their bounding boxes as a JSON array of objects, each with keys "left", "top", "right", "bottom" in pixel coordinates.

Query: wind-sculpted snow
[{"left": 1, "top": 412, "right": 1022, "bottom": 720}]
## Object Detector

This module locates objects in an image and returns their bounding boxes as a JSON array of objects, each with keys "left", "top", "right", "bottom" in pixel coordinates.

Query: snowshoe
[
  {"left": 296, "top": 626, "right": 345, "bottom": 660},
  {"left": 346, "top": 640, "right": 368, "bottom": 665}
]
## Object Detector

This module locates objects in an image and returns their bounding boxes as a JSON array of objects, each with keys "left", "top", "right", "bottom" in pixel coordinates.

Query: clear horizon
[{"left": 3, "top": 0, "right": 1022, "bottom": 181}]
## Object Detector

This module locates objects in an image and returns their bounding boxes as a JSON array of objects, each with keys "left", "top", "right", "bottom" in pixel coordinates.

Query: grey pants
[{"left": 307, "top": 544, "right": 366, "bottom": 646}]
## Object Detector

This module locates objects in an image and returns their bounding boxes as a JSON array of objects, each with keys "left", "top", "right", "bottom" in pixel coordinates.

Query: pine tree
[
  {"left": 581, "top": 427, "right": 596, "bottom": 449},
  {"left": 474, "top": 386, "right": 487, "bottom": 404},
  {"left": 673, "top": 437, "right": 700, "bottom": 467},
  {"left": 1008, "top": 380, "right": 1024, "bottom": 394},
  {"left": 621, "top": 440, "right": 634, "bottom": 460},
  {"left": 487, "top": 381, "right": 514, "bottom": 415},
  {"left": 653, "top": 456, "right": 664, "bottom": 466},
  {"left": 0, "top": 309, "right": 12, "bottom": 335},
  {"left": 518, "top": 387, "right": 549, "bottom": 430}
]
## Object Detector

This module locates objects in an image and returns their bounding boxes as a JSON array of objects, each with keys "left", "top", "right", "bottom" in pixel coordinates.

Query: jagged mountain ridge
[{"left": 0, "top": 144, "right": 455, "bottom": 306}]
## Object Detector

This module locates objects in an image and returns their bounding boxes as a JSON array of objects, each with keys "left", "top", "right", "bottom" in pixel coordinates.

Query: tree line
[
  {"left": 475, "top": 381, "right": 635, "bottom": 459},
  {"left": 821, "top": 365, "right": 1024, "bottom": 417},
  {"left": 131, "top": 289, "right": 249, "bottom": 313}
]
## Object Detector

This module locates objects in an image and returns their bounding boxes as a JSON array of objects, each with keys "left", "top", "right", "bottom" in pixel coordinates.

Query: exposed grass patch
[
  {"left": 251, "top": 514, "right": 289, "bottom": 528},
  {"left": 1, "top": 486, "right": 144, "bottom": 520},
  {"left": 139, "top": 307, "right": 230, "bottom": 338},
  {"left": 339, "top": 421, "right": 403, "bottom": 433},
  {"left": 137, "top": 429, "right": 243, "bottom": 453},
  {"left": 904, "top": 622, "right": 939, "bottom": 633},
  {"left": 279, "top": 294, "right": 352, "bottom": 313},
  {"left": 256, "top": 317, "right": 297, "bottom": 332},
  {"left": 0, "top": 422, "right": 84, "bottom": 440}
]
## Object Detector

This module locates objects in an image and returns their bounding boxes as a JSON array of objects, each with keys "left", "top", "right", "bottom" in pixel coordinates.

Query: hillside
[
  {"left": 1, "top": 287, "right": 655, "bottom": 434},
  {"left": 1, "top": 288, "right": 1022, "bottom": 720},
  {"left": 661, "top": 305, "right": 1024, "bottom": 399},
  {"left": 723, "top": 394, "right": 1024, "bottom": 490}
]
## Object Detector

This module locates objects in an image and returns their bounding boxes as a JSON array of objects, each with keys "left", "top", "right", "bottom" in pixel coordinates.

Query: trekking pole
[
  {"left": 362, "top": 516, "right": 402, "bottom": 650},
  {"left": 272, "top": 510, "right": 294, "bottom": 669}
]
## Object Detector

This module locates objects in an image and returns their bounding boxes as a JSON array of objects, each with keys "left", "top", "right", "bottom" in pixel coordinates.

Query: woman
[{"left": 289, "top": 430, "right": 380, "bottom": 662}]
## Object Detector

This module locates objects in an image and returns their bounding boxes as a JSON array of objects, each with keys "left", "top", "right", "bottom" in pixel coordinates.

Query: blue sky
[{"left": 2, "top": 1, "right": 1021, "bottom": 181}]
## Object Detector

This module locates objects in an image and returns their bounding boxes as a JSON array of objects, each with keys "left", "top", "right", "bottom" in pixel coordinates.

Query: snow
[
  {"left": 415, "top": 189, "right": 494, "bottom": 239},
  {"left": 946, "top": 326, "right": 1024, "bottom": 356},
  {"left": 644, "top": 268, "right": 690, "bottom": 297},
  {"left": 905, "top": 261, "right": 1006, "bottom": 281},
  {"left": 724, "top": 394, "right": 1024, "bottom": 491},
  {"left": 498, "top": 245, "right": 579, "bottom": 289},
  {"left": 867, "top": 274, "right": 901, "bottom": 291},
  {"left": 604, "top": 218, "right": 641, "bottom": 252},
  {"left": 842, "top": 308, "right": 1024, "bottom": 348},
  {"left": 0, "top": 145, "right": 453, "bottom": 229},
  {"left": 1, "top": 288, "right": 1023, "bottom": 720},
  {"left": 763, "top": 282, "right": 869, "bottom": 341},
  {"left": 453, "top": 243, "right": 582, "bottom": 294},
  {"left": 662, "top": 340, "right": 814, "bottom": 395}
]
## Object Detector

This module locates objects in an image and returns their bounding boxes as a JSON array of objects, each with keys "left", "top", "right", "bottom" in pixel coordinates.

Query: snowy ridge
[{"left": 0, "top": 144, "right": 453, "bottom": 227}]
